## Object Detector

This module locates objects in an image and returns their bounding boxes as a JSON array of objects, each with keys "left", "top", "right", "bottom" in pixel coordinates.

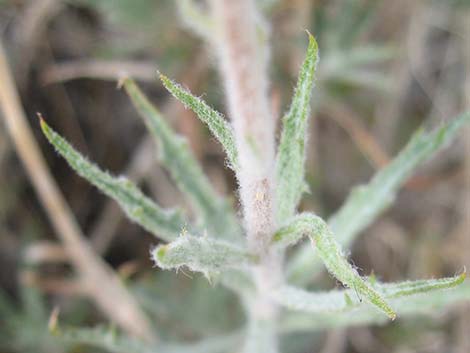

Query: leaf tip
[
  {"left": 120, "top": 76, "right": 135, "bottom": 92},
  {"left": 117, "top": 76, "right": 130, "bottom": 90},
  {"left": 37, "top": 111, "right": 46, "bottom": 127},
  {"left": 151, "top": 245, "right": 168, "bottom": 266},
  {"left": 382, "top": 301, "right": 397, "bottom": 320},
  {"left": 37, "top": 112, "right": 51, "bottom": 137},
  {"left": 158, "top": 72, "right": 170, "bottom": 86},
  {"left": 304, "top": 29, "right": 318, "bottom": 51},
  {"left": 456, "top": 267, "right": 466, "bottom": 285},
  {"left": 48, "top": 306, "right": 61, "bottom": 335}
]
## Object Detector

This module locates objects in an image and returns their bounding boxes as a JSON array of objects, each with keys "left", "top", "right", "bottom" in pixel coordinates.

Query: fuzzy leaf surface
[
  {"left": 275, "top": 33, "right": 319, "bottom": 223},
  {"left": 288, "top": 111, "right": 470, "bottom": 284},
  {"left": 152, "top": 234, "right": 255, "bottom": 276},
  {"left": 123, "top": 79, "right": 241, "bottom": 242},
  {"left": 40, "top": 118, "right": 185, "bottom": 242},
  {"left": 273, "top": 213, "right": 396, "bottom": 319},
  {"left": 281, "top": 281, "right": 470, "bottom": 333},
  {"left": 273, "top": 272, "right": 465, "bottom": 313},
  {"left": 159, "top": 74, "right": 239, "bottom": 170}
]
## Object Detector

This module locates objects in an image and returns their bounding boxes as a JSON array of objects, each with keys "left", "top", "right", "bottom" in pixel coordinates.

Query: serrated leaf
[
  {"left": 158, "top": 74, "right": 239, "bottom": 170},
  {"left": 40, "top": 118, "right": 186, "bottom": 242},
  {"left": 275, "top": 33, "right": 319, "bottom": 223},
  {"left": 273, "top": 272, "right": 465, "bottom": 313},
  {"left": 281, "top": 281, "right": 470, "bottom": 333},
  {"left": 123, "top": 79, "right": 241, "bottom": 242},
  {"left": 287, "top": 111, "right": 470, "bottom": 285},
  {"left": 152, "top": 234, "right": 255, "bottom": 277},
  {"left": 273, "top": 212, "right": 396, "bottom": 319}
]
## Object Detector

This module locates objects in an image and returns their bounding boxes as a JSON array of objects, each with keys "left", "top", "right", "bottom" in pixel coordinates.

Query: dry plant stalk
[{"left": 0, "top": 40, "right": 154, "bottom": 342}]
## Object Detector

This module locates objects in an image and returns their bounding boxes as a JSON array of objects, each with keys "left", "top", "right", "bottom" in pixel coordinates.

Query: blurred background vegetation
[{"left": 0, "top": 0, "right": 469, "bottom": 352}]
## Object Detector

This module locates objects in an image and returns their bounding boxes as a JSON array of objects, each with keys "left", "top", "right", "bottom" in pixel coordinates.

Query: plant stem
[{"left": 211, "top": 1, "right": 281, "bottom": 351}]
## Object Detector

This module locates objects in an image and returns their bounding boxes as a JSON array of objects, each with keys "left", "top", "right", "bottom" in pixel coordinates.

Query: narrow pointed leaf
[
  {"left": 159, "top": 74, "right": 239, "bottom": 170},
  {"left": 40, "top": 118, "right": 185, "bottom": 242},
  {"left": 275, "top": 33, "right": 319, "bottom": 223},
  {"left": 273, "top": 213, "right": 396, "bottom": 319},
  {"left": 152, "top": 234, "right": 255, "bottom": 276},
  {"left": 123, "top": 79, "right": 241, "bottom": 242},
  {"left": 273, "top": 272, "right": 465, "bottom": 313},
  {"left": 288, "top": 111, "right": 470, "bottom": 284},
  {"left": 281, "top": 281, "right": 470, "bottom": 333}
]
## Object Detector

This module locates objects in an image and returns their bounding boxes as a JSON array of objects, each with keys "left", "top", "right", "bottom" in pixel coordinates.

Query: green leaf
[
  {"left": 40, "top": 117, "right": 186, "bottom": 242},
  {"left": 158, "top": 74, "right": 239, "bottom": 170},
  {"left": 132, "top": 271, "right": 246, "bottom": 337},
  {"left": 123, "top": 79, "right": 241, "bottom": 242},
  {"left": 281, "top": 280, "right": 470, "bottom": 333},
  {"left": 273, "top": 212, "right": 396, "bottom": 319},
  {"left": 59, "top": 326, "right": 153, "bottom": 353},
  {"left": 152, "top": 234, "right": 255, "bottom": 277},
  {"left": 287, "top": 111, "right": 470, "bottom": 285},
  {"left": 273, "top": 272, "right": 465, "bottom": 313},
  {"left": 275, "top": 33, "right": 319, "bottom": 223},
  {"left": 60, "top": 325, "right": 242, "bottom": 353}
]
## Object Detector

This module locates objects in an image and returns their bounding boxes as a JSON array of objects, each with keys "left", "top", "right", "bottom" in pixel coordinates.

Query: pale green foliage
[
  {"left": 273, "top": 272, "right": 465, "bottom": 313},
  {"left": 288, "top": 111, "right": 470, "bottom": 284},
  {"left": 281, "top": 282, "right": 470, "bottom": 333},
  {"left": 60, "top": 326, "right": 152, "bottom": 353},
  {"left": 40, "top": 117, "right": 186, "bottom": 242},
  {"left": 273, "top": 213, "right": 396, "bottom": 319},
  {"left": 39, "top": 23, "right": 470, "bottom": 353},
  {"left": 158, "top": 74, "right": 239, "bottom": 170},
  {"left": 132, "top": 271, "right": 245, "bottom": 336},
  {"left": 275, "top": 33, "right": 319, "bottom": 223},
  {"left": 60, "top": 325, "right": 241, "bottom": 353},
  {"left": 123, "top": 79, "right": 241, "bottom": 242},
  {"left": 152, "top": 234, "right": 255, "bottom": 276}
]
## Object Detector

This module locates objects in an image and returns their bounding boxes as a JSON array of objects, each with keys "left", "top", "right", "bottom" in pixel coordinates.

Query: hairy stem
[{"left": 211, "top": 1, "right": 281, "bottom": 352}]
